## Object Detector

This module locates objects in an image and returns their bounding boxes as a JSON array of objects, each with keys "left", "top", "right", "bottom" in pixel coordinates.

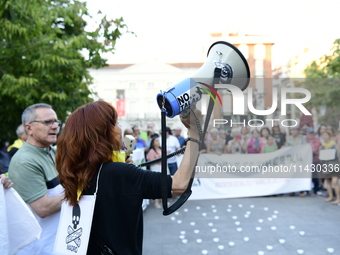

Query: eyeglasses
[{"left": 29, "top": 119, "right": 62, "bottom": 127}]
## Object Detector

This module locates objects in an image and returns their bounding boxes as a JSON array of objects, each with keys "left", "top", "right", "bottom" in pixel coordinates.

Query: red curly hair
[{"left": 56, "top": 101, "right": 121, "bottom": 206}]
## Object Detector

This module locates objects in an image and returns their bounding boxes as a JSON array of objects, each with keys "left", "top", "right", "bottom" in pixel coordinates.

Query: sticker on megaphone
[{"left": 156, "top": 78, "right": 221, "bottom": 118}]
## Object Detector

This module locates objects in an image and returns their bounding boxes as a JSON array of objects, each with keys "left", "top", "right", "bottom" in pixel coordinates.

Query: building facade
[{"left": 89, "top": 31, "right": 275, "bottom": 132}]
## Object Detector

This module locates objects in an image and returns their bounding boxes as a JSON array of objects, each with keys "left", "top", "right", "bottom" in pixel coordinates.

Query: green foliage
[
  {"left": 303, "top": 39, "right": 340, "bottom": 109},
  {"left": 0, "top": 0, "right": 131, "bottom": 144},
  {"left": 305, "top": 39, "right": 340, "bottom": 78}
]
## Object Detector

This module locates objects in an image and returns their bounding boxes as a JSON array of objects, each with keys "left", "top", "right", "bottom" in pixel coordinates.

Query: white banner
[
  {"left": 189, "top": 144, "right": 313, "bottom": 200},
  {"left": 0, "top": 186, "right": 42, "bottom": 255}
]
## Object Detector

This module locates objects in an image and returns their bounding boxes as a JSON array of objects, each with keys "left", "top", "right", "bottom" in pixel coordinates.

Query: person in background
[
  {"left": 240, "top": 127, "right": 250, "bottom": 153},
  {"left": 327, "top": 126, "right": 336, "bottom": 141},
  {"left": 305, "top": 127, "right": 322, "bottom": 195},
  {"left": 247, "top": 130, "right": 264, "bottom": 154},
  {"left": 261, "top": 135, "right": 278, "bottom": 153},
  {"left": 286, "top": 126, "right": 306, "bottom": 146},
  {"left": 224, "top": 129, "right": 233, "bottom": 147},
  {"left": 8, "top": 103, "right": 64, "bottom": 254},
  {"left": 7, "top": 124, "right": 27, "bottom": 157},
  {"left": 286, "top": 126, "right": 307, "bottom": 196},
  {"left": 335, "top": 128, "right": 340, "bottom": 144},
  {"left": 316, "top": 124, "right": 328, "bottom": 190},
  {"left": 173, "top": 127, "right": 185, "bottom": 148},
  {"left": 124, "top": 128, "right": 134, "bottom": 137},
  {"left": 260, "top": 127, "right": 271, "bottom": 145},
  {"left": 300, "top": 122, "right": 310, "bottom": 136},
  {"left": 219, "top": 130, "right": 227, "bottom": 143},
  {"left": 55, "top": 101, "right": 201, "bottom": 254},
  {"left": 207, "top": 128, "right": 225, "bottom": 155},
  {"left": 162, "top": 127, "right": 181, "bottom": 175},
  {"left": 320, "top": 130, "right": 340, "bottom": 204},
  {"left": 145, "top": 129, "right": 157, "bottom": 149},
  {"left": 317, "top": 124, "right": 327, "bottom": 143},
  {"left": 226, "top": 131, "right": 243, "bottom": 154},
  {"left": 272, "top": 124, "right": 286, "bottom": 149},
  {"left": 146, "top": 137, "right": 164, "bottom": 208},
  {"left": 132, "top": 126, "right": 146, "bottom": 150},
  {"left": 146, "top": 122, "right": 159, "bottom": 138},
  {"left": 0, "top": 150, "right": 11, "bottom": 174}
]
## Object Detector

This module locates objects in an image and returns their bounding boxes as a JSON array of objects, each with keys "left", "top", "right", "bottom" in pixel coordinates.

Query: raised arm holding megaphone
[{"left": 139, "top": 41, "right": 250, "bottom": 215}]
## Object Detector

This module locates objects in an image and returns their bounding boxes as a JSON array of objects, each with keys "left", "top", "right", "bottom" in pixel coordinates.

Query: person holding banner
[
  {"left": 247, "top": 129, "right": 265, "bottom": 154},
  {"left": 55, "top": 100, "right": 201, "bottom": 255},
  {"left": 207, "top": 128, "right": 225, "bottom": 154},
  {"left": 8, "top": 103, "right": 64, "bottom": 255}
]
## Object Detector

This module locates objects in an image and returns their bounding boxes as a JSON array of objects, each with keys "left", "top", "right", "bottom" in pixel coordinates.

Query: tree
[
  {"left": 0, "top": 0, "right": 131, "bottom": 145},
  {"left": 303, "top": 39, "right": 340, "bottom": 108},
  {"left": 303, "top": 39, "right": 340, "bottom": 127}
]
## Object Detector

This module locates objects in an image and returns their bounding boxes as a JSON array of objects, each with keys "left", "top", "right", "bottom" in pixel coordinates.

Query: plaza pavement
[{"left": 143, "top": 195, "right": 340, "bottom": 255}]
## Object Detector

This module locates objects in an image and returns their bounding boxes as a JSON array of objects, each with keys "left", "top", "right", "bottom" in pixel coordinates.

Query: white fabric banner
[
  {"left": 188, "top": 144, "right": 313, "bottom": 200},
  {"left": 0, "top": 185, "right": 42, "bottom": 255}
]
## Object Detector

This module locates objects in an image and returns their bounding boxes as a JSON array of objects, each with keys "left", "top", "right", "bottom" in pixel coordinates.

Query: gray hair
[
  {"left": 22, "top": 103, "right": 52, "bottom": 125},
  {"left": 210, "top": 127, "right": 219, "bottom": 134},
  {"left": 16, "top": 124, "right": 25, "bottom": 137}
]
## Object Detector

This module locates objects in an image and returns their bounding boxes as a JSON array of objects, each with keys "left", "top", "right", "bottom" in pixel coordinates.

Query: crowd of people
[
  {"left": 104, "top": 120, "right": 340, "bottom": 206},
  {"left": 201, "top": 122, "right": 340, "bottom": 203},
  {"left": 3, "top": 118, "right": 340, "bottom": 206}
]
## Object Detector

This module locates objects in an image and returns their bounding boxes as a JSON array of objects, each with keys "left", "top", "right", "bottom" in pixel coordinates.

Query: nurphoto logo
[{"left": 213, "top": 84, "right": 312, "bottom": 128}]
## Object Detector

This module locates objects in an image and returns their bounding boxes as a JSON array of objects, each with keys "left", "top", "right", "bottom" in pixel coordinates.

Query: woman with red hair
[{"left": 56, "top": 101, "right": 201, "bottom": 254}]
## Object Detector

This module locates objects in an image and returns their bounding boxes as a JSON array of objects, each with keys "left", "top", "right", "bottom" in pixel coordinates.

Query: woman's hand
[
  {"left": 125, "top": 156, "right": 135, "bottom": 165},
  {"left": 0, "top": 174, "right": 13, "bottom": 189},
  {"left": 180, "top": 107, "right": 203, "bottom": 140}
]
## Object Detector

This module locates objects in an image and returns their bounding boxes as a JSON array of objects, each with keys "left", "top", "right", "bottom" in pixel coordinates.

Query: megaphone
[{"left": 156, "top": 41, "right": 250, "bottom": 118}]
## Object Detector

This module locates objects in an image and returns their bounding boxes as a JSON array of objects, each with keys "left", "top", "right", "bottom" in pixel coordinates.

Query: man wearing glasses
[{"left": 8, "top": 103, "right": 64, "bottom": 254}]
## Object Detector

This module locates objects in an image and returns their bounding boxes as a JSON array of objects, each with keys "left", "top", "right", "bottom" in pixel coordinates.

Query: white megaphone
[{"left": 156, "top": 41, "right": 250, "bottom": 118}]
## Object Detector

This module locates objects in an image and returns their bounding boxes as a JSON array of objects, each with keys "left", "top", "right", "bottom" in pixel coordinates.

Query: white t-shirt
[{"left": 160, "top": 135, "right": 180, "bottom": 164}]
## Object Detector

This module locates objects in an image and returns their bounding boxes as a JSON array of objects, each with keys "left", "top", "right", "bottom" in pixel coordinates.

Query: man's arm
[{"left": 29, "top": 194, "right": 63, "bottom": 218}]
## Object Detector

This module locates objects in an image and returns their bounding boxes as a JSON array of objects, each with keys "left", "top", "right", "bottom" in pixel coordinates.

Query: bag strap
[
  {"left": 94, "top": 163, "right": 104, "bottom": 196},
  {"left": 93, "top": 163, "right": 116, "bottom": 254}
]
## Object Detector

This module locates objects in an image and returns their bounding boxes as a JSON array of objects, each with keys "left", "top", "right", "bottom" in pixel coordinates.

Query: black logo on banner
[{"left": 66, "top": 204, "right": 83, "bottom": 253}]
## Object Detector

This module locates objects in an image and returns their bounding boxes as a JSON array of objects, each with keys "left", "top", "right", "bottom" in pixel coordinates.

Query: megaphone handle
[
  {"left": 160, "top": 110, "right": 194, "bottom": 215},
  {"left": 161, "top": 111, "right": 170, "bottom": 212},
  {"left": 161, "top": 109, "right": 202, "bottom": 215}
]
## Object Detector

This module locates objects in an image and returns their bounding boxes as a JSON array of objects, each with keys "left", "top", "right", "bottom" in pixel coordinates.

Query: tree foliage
[
  {"left": 0, "top": 0, "right": 131, "bottom": 144},
  {"left": 303, "top": 39, "right": 340, "bottom": 109}
]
